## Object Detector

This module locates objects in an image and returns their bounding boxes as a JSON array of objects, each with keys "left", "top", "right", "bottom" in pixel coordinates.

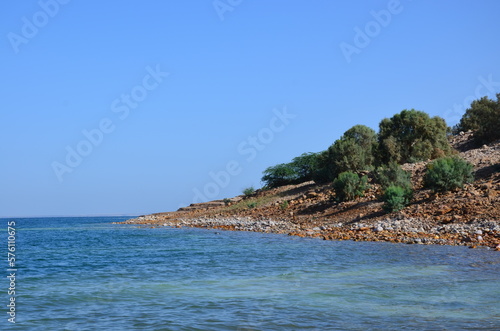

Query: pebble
[{"left": 125, "top": 215, "right": 500, "bottom": 249}]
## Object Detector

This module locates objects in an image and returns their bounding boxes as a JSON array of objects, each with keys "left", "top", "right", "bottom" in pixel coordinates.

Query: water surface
[{"left": 4, "top": 217, "right": 500, "bottom": 330}]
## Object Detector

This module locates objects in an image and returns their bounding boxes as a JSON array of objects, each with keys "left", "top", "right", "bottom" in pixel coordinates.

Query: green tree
[
  {"left": 262, "top": 152, "right": 325, "bottom": 188},
  {"left": 290, "top": 152, "right": 320, "bottom": 182},
  {"left": 424, "top": 157, "right": 474, "bottom": 192},
  {"left": 454, "top": 94, "right": 500, "bottom": 143},
  {"left": 261, "top": 163, "right": 298, "bottom": 188},
  {"left": 311, "top": 150, "right": 331, "bottom": 184},
  {"left": 333, "top": 171, "right": 368, "bottom": 202},
  {"left": 327, "top": 124, "right": 378, "bottom": 179},
  {"left": 378, "top": 109, "right": 451, "bottom": 164}
]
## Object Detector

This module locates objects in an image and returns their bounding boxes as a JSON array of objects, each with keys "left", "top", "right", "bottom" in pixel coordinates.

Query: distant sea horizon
[{"left": 1, "top": 214, "right": 140, "bottom": 219}]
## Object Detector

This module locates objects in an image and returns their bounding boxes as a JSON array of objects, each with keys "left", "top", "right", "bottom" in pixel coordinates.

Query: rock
[
  {"left": 481, "top": 183, "right": 492, "bottom": 190},
  {"left": 374, "top": 226, "right": 384, "bottom": 232},
  {"left": 475, "top": 230, "right": 483, "bottom": 235},
  {"left": 437, "top": 206, "right": 453, "bottom": 215},
  {"left": 477, "top": 235, "right": 483, "bottom": 241},
  {"left": 486, "top": 189, "right": 497, "bottom": 198},
  {"left": 306, "top": 191, "right": 319, "bottom": 198}
]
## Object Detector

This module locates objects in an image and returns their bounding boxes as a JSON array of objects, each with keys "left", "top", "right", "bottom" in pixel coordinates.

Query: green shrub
[
  {"left": 424, "top": 157, "right": 474, "bottom": 192},
  {"left": 375, "top": 162, "right": 412, "bottom": 191},
  {"left": 280, "top": 201, "right": 289, "bottom": 210},
  {"left": 382, "top": 185, "right": 412, "bottom": 213},
  {"left": 333, "top": 171, "right": 368, "bottom": 202},
  {"left": 223, "top": 198, "right": 231, "bottom": 206},
  {"left": 247, "top": 202, "right": 257, "bottom": 209},
  {"left": 378, "top": 109, "right": 451, "bottom": 164},
  {"left": 454, "top": 94, "right": 500, "bottom": 144},
  {"left": 243, "top": 187, "right": 255, "bottom": 196}
]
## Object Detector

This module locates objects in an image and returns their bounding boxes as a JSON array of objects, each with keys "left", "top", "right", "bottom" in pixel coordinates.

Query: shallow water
[{"left": 3, "top": 217, "right": 500, "bottom": 330}]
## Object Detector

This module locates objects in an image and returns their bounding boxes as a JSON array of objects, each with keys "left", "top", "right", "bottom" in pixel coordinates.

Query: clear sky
[{"left": 2, "top": 0, "right": 500, "bottom": 217}]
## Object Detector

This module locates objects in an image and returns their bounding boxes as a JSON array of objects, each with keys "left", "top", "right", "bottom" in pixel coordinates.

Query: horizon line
[{"left": 0, "top": 214, "right": 141, "bottom": 219}]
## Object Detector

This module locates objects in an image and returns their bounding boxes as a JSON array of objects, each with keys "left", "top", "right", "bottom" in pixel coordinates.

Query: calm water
[{"left": 2, "top": 217, "right": 500, "bottom": 330}]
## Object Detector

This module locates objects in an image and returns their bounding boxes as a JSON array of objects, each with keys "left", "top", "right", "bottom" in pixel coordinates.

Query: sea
[{"left": 2, "top": 216, "right": 500, "bottom": 330}]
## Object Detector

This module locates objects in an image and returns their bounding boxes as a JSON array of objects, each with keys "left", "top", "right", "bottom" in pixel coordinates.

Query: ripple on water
[{"left": 9, "top": 217, "right": 500, "bottom": 330}]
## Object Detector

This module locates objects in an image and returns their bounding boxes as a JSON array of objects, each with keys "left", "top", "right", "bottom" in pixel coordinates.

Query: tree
[
  {"left": 261, "top": 152, "right": 323, "bottom": 188},
  {"left": 290, "top": 152, "right": 320, "bottom": 182},
  {"left": 261, "top": 163, "right": 298, "bottom": 188},
  {"left": 454, "top": 94, "right": 500, "bottom": 144},
  {"left": 378, "top": 109, "right": 451, "bottom": 164},
  {"left": 311, "top": 150, "right": 331, "bottom": 184},
  {"left": 327, "top": 124, "right": 378, "bottom": 178}
]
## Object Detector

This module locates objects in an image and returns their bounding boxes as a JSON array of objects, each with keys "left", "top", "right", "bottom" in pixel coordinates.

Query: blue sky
[{"left": 2, "top": 0, "right": 500, "bottom": 217}]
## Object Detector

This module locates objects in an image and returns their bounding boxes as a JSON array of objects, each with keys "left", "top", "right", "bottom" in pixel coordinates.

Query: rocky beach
[{"left": 121, "top": 132, "right": 500, "bottom": 250}]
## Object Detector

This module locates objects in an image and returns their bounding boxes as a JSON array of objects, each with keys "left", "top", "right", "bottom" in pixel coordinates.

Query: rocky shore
[
  {"left": 121, "top": 132, "right": 500, "bottom": 250},
  {"left": 121, "top": 215, "right": 500, "bottom": 249}
]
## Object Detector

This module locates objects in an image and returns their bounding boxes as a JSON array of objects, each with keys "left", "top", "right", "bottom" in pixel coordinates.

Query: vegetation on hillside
[
  {"left": 375, "top": 163, "right": 413, "bottom": 212},
  {"left": 377, "top": 109, "right": 451, "bottom": 164},
  {"left": 424, "top": 157, "right": 474, "bottom": 192},
  {"left": 333, "top": 171, "right": 368, "bottom": 202},
  {"left": 262, "top": 152, "right": 321, "bottom": 188},
  {"left": 259, "top": 94, "right": 495, "bottom": 213},
  {"left": 453, "top": 93, "right": 500, "bottom": 144}
]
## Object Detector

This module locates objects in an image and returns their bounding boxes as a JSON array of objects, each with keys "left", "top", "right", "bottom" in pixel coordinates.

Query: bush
[
  {"left": 247, "top": 202, "right": 257, "bottom": 209},
  {"left": 454, "top": 94, "right": 500, "bottom": 144},
  {"left": 327, "top": 125, "right": 378, "bottom": 177},
  {"left": 378, "top": 109, "right": 451, "bottom": 164},
  {"left": 375, "top": 162, "right": 412, "bottom": 191},
  {"left": 424, "top": 157, "right": 474, "bottom": 192},
  {"left": 382, "top": 185, "right": 411, "bottom": 213},
  {"left": 243, "top": 187, "right": 255, "bottom": 196},
  {"left": 333, "top": 171, "right": 368, "bottom": 202},
  {"left": 280, "top": 201, "right": 289, "bottom": 210}
]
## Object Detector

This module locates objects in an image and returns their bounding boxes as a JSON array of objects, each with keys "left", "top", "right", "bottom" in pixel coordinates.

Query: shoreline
[
  {"left": 120, "top": 215, "right": 500, "bottom": 250},
  {"left": 120, "top": 133, "right": 500, "bottom": 250}
]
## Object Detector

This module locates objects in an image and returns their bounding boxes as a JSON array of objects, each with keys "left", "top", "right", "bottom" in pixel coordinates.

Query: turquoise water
[{"left": 3, "top": 217, "right": 500, "bottom": 330}]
